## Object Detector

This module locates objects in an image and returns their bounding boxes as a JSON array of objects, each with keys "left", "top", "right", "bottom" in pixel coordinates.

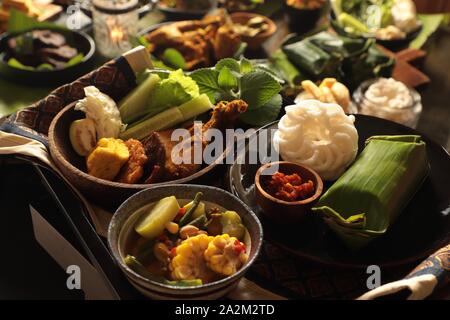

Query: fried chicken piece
[
  {"left": 117, "top": 139, "right": 148, "bottom": 184},
  {"left": 144, "top": 11, "right": 240, "bottom": 70},
  {"left": 142, "top": 130, "right": 198, "bottom": 183},
  {"left": 212, "top": 25, "right": 241, "bottom": 61},
  {"left": 142, "top": 100, "right": 248, "bottom": 183}
]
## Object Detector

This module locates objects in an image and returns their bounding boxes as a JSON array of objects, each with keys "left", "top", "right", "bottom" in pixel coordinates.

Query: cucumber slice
[
  {"left": 177, "top": 94, "right": 213, "bottom": 121},
  {"left": 120, "top": 94, "right": 212, "bottom": 140},
  {"left": 135, "top": 196, "right": 180, "bottom": 239},
  {"left": 119, "top": 73, "right": 161, "bottom": 124},
  {"left": 119, "top": 107, "right": 184, "bottom": 140}
]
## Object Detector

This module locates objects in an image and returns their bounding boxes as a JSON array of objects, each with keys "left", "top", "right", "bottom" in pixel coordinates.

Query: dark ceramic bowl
[
  {"left": 285, "top": 3, "right": 327, "bottom": 34},
  {"left": 230, "top": 12, "right": 277, "bottom": 50},
  {"left": 48, "top": 103, "right": 229, "bottom": 207},
  {"left": 156, "top": 0, "right": 218, "bottom": 21},
  {"left": 108, "top": 184, "right": 263, "bottom": 299},
  {"left": 0, "top": 28, "right": 95, "bottom": 86},
  {"left": 329, "top": 11, "right": 422, "bottom": 51},
  {"left": 255, "top": 161, "right": 323, "bottom": 224}
]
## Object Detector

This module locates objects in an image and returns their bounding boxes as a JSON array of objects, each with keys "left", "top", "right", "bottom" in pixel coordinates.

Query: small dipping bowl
[
  {"left": 230, "top": 12, "right": 277, "bottom": 50},
  {"left": 255, "top": 161, "right": 323, "bottom": 224},
  {"left": 353, "top": 78, "right": 422, "bottom": 128}
]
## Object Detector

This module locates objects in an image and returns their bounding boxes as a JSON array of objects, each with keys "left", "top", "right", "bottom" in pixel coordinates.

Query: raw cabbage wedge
[{"left": 312, "top": 135, "right": 429, "bottom": 250}]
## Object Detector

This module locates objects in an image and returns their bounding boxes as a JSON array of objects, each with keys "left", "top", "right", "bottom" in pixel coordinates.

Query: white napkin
[{"left": 30, "top": 205, "right": 119, "bottom": 300}]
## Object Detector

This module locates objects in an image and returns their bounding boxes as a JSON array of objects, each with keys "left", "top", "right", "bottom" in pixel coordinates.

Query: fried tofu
[{"left": 87, "top": 138, "right": 129, "bottom": 181}]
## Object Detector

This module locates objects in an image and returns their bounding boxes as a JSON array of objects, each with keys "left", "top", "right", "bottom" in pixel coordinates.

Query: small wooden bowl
[
  {"left": 254, "top": 161, "right": 323, "bottom": 224},
  {"left": 230, "top": 12, "right": 277, "bottom": 50},
  {"left": 48, "top": 103, "right": 225, "bottom": 207}
]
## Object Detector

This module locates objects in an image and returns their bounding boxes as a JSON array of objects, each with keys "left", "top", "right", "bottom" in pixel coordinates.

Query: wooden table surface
[{"left": 415, "top": 28, "right": 450, "bottom": 151}]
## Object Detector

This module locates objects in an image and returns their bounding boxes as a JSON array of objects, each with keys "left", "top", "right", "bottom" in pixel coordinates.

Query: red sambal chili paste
[{"left": 266, "top": 171, "right": 315, "bottom": 202}]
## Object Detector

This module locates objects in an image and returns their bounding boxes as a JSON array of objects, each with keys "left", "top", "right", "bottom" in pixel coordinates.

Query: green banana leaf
[
  {"left": 282, "top": 37, "right": 342, "bottom": 78},
  {"left": 307, "top": 31, "right": 371, "bottom": 58},
  {"left": 312, "top": 135, "right": 429, "bottom": 250},
  {"left": 281, "top": 31, "right": 394, "bottom": 90}
]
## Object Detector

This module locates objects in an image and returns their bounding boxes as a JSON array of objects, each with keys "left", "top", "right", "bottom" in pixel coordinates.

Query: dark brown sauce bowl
[
  {"left": 230, "top": 12, "right": 277, "bottom": 50},
  {"left": 48, "top": 103, "right": 227, "bottom": 208},
  {"left": 254, "top": 161, "right": 323, "bottom": 224}
]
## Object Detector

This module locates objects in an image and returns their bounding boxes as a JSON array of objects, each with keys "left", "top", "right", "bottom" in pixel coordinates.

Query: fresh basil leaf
[
  {"left": 162, "top": 48, "right": 186, "bottom": 70},
  {"left": 190, "top": 68, "right": 221, "bottom": 103},
  {"left": 218, "top": 66, "right": 238, "bottom": 90},
  {"left": 215, "top": 58, "right": 241, "bottom": 73},
  {"left": 254, "top": 64, "right": 285, "bottom": 85},
  {"left": 239, "top": 94, "right": 282, "bottom": 126},
  {"left": 240, "top": 58, "right": 253, "bottom": 74},
  {"left": 240, "top": 70, "right": 282, "bottom": 110}
]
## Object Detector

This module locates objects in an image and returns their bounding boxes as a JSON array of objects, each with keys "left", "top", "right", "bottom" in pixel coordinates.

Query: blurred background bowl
[
  {"left": 0, "top": 28, "right": 95, "bottom": 86},
  {"left": 329, "top": 11, "right": 423, "bottom": 51},
  {"left": 285, "top": 1, "right": 328, "bottom": 35},
  {"left": 156, "top": 0, "right": 218, "bottom": 21},
  {"left": 230, "top": 12, "right": 277, "bottom": 50}
]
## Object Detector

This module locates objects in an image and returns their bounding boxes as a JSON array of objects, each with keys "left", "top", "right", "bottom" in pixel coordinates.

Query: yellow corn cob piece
[
  {"left": 170, "top": 234, "right": 215, "bottom": 282},
  {"left": 86, "top": 138, "right": 129, "bottom": 181},
  {"left": 204, "top": 234, "right": 248, "bottom": 277}
]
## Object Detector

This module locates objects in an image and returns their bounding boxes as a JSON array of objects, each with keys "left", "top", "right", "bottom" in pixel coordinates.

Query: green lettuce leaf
[{"left": 147, "top": 69, "right": 199, "bottom": 116}]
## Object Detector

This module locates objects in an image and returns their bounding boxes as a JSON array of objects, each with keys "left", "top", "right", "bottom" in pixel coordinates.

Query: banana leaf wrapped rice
[{"left": 312, "top": 135, "right": 429, "bottom": 250}]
